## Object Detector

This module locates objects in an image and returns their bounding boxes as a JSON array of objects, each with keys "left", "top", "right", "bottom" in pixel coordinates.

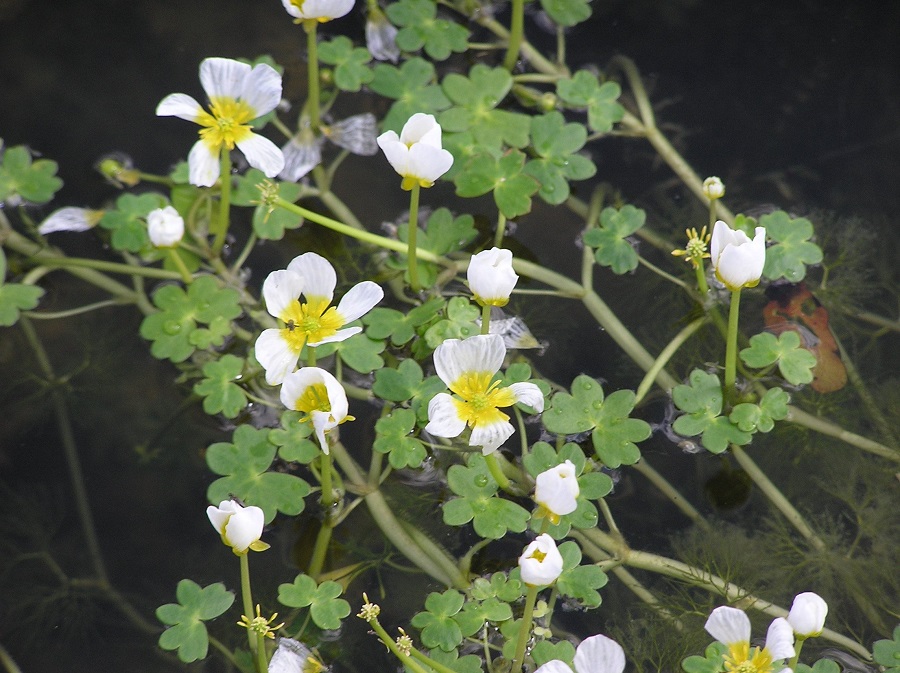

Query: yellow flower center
[
  {"left": 529, "top": 548, "right": 547, "bottom": 563},
  {"left": 196, "top": 97, "right": 256, "bottom": 150},
  {"left": 279, "top": 297, "right": 344, "bottom": 352},
  {"left": 449, "top": 372, "right": 517, "bottom": 429},
  {"left": 724, "top": 642, "right": 774, "bottom": 673},
  {"left": 293, "top": 382, "right": 332, "bottom": 415}
]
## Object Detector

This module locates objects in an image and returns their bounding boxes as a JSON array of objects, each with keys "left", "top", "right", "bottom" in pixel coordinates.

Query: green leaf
[
  {"left": 410, "top": 590, "right": 465, "bottom": 652},
  {"left": 681, "top": 641, "right": 727, "bottom": 673},
  {"left": 232, "top": 170, "right": 303, "bottom": 240},
  {"left": 139, "top": 276, "right": 242, "bottom": 363},
  {"left": 759, "top": 211, "right": 823, "bottom": 282},
  {"left": 443, "top": 454, "right": 530, "bottom": 539},
  {"left": 334, "top": 331, "right": 385, "bottom": 373},
  {"left": 532, "top": 640, "right": 576, "bottom": 669},
  {"left": 455, "top": 150, "right": 539, "bottom": 219},
  {"left": 99, "top": 192, "right": 166, "bottom": 252},
  {"left": 740, "top": 331, "right": 817, "bottom": 385},
  {"left": 423, "top": 296, "right": 480, "bottom": 349},
  {"left": 193, "top": 354, "right": 247, "bottom": 418},
  {"left": 543, "top": 376, "right": 650, "bottom": 467},
  {"left": 318, "top": 36, "right": 374, "bottom": 91},
  {"left": 583, "top": 205, "right": 645, "bottom": 274},
  {"left": 364, "top": 296, "right": 446, "bottom": 346},
  {"left": 0, "top": 144, "right": 63, "bottom": 204},
  {"left": 470, "top": 572, "right": 524, "bottom": 603},
  {"left": 156, "top": 580, "right": 234, "bottom": 663},
  {"left": 269, "top": 411, "right": 320, "bottom": 464},
  {"left": 386, "top": 0, "right": 469, "bottom": 61},
  {"left": 729, "top": 388, "right": 789, "bottom": 433},
  {"left": 671, "top": 369, "right": 752, "bottom": 453},
  {"left": 0, "top": 283, "right": 44, "bottom": 326},
  {"left": 277, "top": 574, "right": 351, "bottom": 630},
  {"left": 796, "top": 659, "right": 842, "bottom": 673},
  {"left": 523, "top": 111, "right": 595, "bottom": 205},
  {"left": 206, "top": 425, "right": 311, "bottom": 523},
  {"left": 555, "top": 541, "right": 607, "bottom": 608},
  {"left": 391, "top": 209, "right": 477, "bottom": 287},
  {"left": 370, "top": 58, "right": 451, "bottom": 132},
  {"left": 873, "top": 624, "right": 900, "bottom": 672},
  {"left": 557, "top": 72, "right": 624, "bottom": 133},
  {"left": 540, "top": 0, "right": 591, "bottom": 26},
  {"left": 374, "top": 408, "right": 427, "bottom": 469}
]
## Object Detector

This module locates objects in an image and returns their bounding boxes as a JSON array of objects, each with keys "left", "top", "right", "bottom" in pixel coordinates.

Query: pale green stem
[
  {"left": 480, "top": 303, "right": 492, "bottom": 335},
  {"left": 304, "top": 20, "right": 321, "bottom": 131},
  {"left": 255, "top": 634, "right": 268, "bottom": 673},
  {"left": 409, "top": 645, "right": 464, "bottom": 673},
  {"left": 788, "top": 637, "right": 808, "bottom": 671},
  {"left": 502, "top": 0, "right": 525, "bottom": 70},
  {"left": 24, "top": 298, "right": 127, "bottom": 320},
  {"left": 239, "top": 553, "right": 258, "bottom": 655},
  {"left": 21, "top": 254, "right": 183, "bottom": 280},
  {"left": 510, "top": 584, "right": 539, "bottom": 672},
  {"left": 230, "top": 231, "right": 258, "bottom": 276},
  {"left": 0, "top": 643, "right": 24, "bottom": 673},
  {"left": 785, "top": 405, "right": 899, "bottom": 462},
  {"left": 407, "top": 183, "right": 422, "bottom": 292},
  {"left": 475, "top": 15, "right": 567, "bottom": 77},
  {"left": 629, "top": 460, "right": 708, "bottom": 527},
  {"left": 366, "top": 617, "right": 430, "bottom": 673},
  {"left": 730, "top": 445, "right": 827, "bottom": 552},
  {"left": 694, "top": 258, "right": 711, "bottom": 297},
  {"left": 724, "top": 288, "right": 742, "bottom": 403},
  {"left": 211, "top": 149, "right": 233, "bottom": 258},
  {"left": 484, "top": 451, "right": 512, "bottom": 492},
  {"left": 167, "top": 248, "right": 193, "bottom": 284},
  {"left": 637, "top": 255, "right": 690, "bottom": 290},
  {"left": 494, "top": 212, "right": 507, "bottom": 247},
  {"left": 634, "top": 316, "right": 707, "bottom": 405},
  {"left": 209, "top": 636, "right": 242, "bottom": 667}
]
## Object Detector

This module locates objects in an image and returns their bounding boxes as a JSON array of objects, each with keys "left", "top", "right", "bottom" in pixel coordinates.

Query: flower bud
[
  {"left": 207, "top": 500, "right": 269, "bottom": 555},
  {"left": 534, "top": 460, "right": 579, "bottom": 520},
  {"left": 147, "top": 206, "right": 185, "bottom": 248},
  {"left": 709, "top": 220, "right": 766, "bottom": 291},
  {"left": 518, "top": 533, "right": 564, "bottom": 586},
  {"left": 787, "top": 592, "right": 827, "bottom": 638},
  {"left": 467, "top": 248, "right": 519, "bottom": 307},
  {"left": 703, "top": 176, "right": 725, "bottom": 200}
]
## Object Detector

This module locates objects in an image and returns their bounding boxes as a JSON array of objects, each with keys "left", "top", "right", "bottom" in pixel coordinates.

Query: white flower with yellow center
[
  {"left": 281, "top": 0, "right": 355, "bottom": 22},
  {"left": 705, "top": 606, "right": 794, "bottom": 673},
  {"left": 156, "top": 57, "right": 285, "bottom": 187},
  {"left": 534, "top": 634, "right": 626, "bottom": 673},
  {"left": 534, "top": 460, "right": 579, "bottom": 522},
  {"left": 280, "top": 367, "right": 352, "bottom": 454},
  {"left": 468, "top": 247, "right": 519, "bottom": 307},
  {"left": 518, "top": 533, "right": 564, "bottom": 586},
  {"left": 206, "top": 500, "right": 270, "bottom": 555},
  {"left": 255, "top": 252, "right": 384, "bottom": 385},
  {"left": 424, "top": 334, "right": 544, "bottom": 455},
  {"left": 376, "top": 113, "right": 454, "bottom": 190},
  {"left": 710, "top": 220, "right": 767, "bottom": 291}
]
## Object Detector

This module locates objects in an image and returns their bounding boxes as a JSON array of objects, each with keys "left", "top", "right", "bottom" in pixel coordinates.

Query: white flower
[
  {"left": 157, "top": 57, "right": 285, "bottom": 187},
  {"left": 705, "top": 606, "right": 794, "bottom": 673},
  {"left": 534, "top": 634, "right": 626, "bottom": 673},
  {"left": 468, "top": 248, "right": 519, "bottom": 307},
  {"left": 518, "top": 533, "right": 563, "bottom": 586},
  {"left": 787, "top": 592, "right": 828, "bottom": 638},
  {"left": 424, "top": 334, "right": 544, "bottom": 455},
  {"left": 376, "top": 113, "right": 454, "bottom": 190},
  {"left": 147, "top": 206, "right": 185, "bottom": 247},
  {"left": 281, "top": 0, "right": 355, "bottom": 22},
  {"left": 534, "top": 460, "right": 579, "bottom": 521},
  {"left": 255, "top": 252, "right": 384, "bottom": 385},
  {"left": 703, "top": 176, "right": 725, "bottom": 200},
  {"left": 206, "top": 500, "right": 269, "bottom": 555},
  {"left": 280, "top": 367, "right": 351, "bottom": 453},
  {"left": 38, "top": 207, "right": 104, "bottom": 235},
  {"left": 365, "top": 6, "right": 400, "bottom": 62},
  {"left": 279, "top": 126, "right": 324, "bottom": 181},
  {"left": 709, "top": 220, "right": 766, "bottom": 291}
]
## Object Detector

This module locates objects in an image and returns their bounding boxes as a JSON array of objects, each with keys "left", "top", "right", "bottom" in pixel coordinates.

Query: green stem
[
  {"left": 212, "top": 149, "right": 233, "bottom": 258},
  {"left": 484, "top": 451, "right": 512, "bottom": 492},
  {"left": 788, "top": 637, "right": 807, "bottom": 671},
  {"left": 239, "top": 553, "right": 257, "bottom": 654},
  {"left": 23, "top": 254, "right": 183, "bottom": 280},
  {"left": 629, "top": 459, "right": 708, "bottom": 528},
  {"left": 502, "top": 0, "right": 525, "bottom": 70},
  {"left": 634, "top": 316, "right": 707, "bottom": 405},
  {"left": 167, "top": 248, "right": 193, "bottom": 284},
  {"left": 409, "top": 646, "right": 464, "bottom": 673},
  {"left": 694, "top": 258, "right": 710, "bottom": 297},
  {"left": 407, "top": 183, "right": 422, "bottom": 292},
  {"left": 724, "top": 288, "right": 742, "bottom": 403},
  {"left": 510, "top": 584, "right": 539, "bottom": 672},
  {"left": 255, "top": 634, "right": 268, "bottom": 673},
  {"left": 367, "top": 617, "right": 430, "bottom": 673},
  {"left": 304, "top": 20, "right": 321, "bottom": 131},
  {"left": 24, "top": 298, "right": 128, "bottom": 320},
  {"left": 494, "top": 212, "right": 507, "bottom": 247},
  {"left": 785, "top": 405, "right": 899, "bottom": 462},
  {"left": 0, "top": 643, "right": 24, "bottom": 673},
  {"left": 480, "top": 303, "right": 492, "bottom": 335}
]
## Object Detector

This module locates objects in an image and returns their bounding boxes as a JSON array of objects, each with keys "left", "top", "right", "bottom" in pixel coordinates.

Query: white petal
[
  {"left": 468, "top": 248, "right": 518, "bottom": 304},
  {"left": 705, "top": 606, "right": 751, "bottom": 646},
  {"left": 262, "top": 269, "right": 305, "bottom": 320},
  {"left": 156, "top": 93, "right": 203, "bottom": 121},
  {"left": 535, "top": 460, "right": 579, "bottom": 517},
  {"left": 787, "top": 592, "right": 828, "bottom": 637},
  {"left": 765, "top": 617, "right": 795, "bottom": 662},
  {"left": 710, "top": 219, "right": 737, "bottom": 265},
  {"left": 533, "top": 662, "right": 573, "bottom": 673},
  {"left": 147, "top": 206, "right": 185, "bottom": 247},
  {"left": 574, "top": 634, "right": 626, "bottom": 673},
  {"left": 310, "top": 410, "right": 336, "bottom": 454},
  {"left": 470, "top": 419, "right": 515, "bottom": 455},
  {"left": 508, "top": 381, "right": 544, "bottom": 412},
  {"left": 187, "top": 140, "right": 221, "bottom": 187},
  {"left": 38, "top": 207, "right": 98, "bottom": 234},
  {"left": 377, "top": 131, "right": 409, "bottom": 176},
  {"left": 281, "top": 0, "right": 302, "bottom": 18},
  {"left": 236, "top": 133, "right": 285, "bottom": 178},
  {"left": 400, "top": 113, "right": 441, "bottom": 146},
  {"left": 207, "top": 500, "right": 239, "bottom": 534},
  {"left": 223, "top": 504, "right": 265, "bottom": 552},
  {"left": 279, "top": 133, "right": 324, "bottom": 181},
  {"left": 424, "top": 393, "right": 466, "bottom": 438},
  {"left": 309, "top": 326, "right": 362, "bottom": 347},
  {"left": 335, "top": 281, "right": 384, "bottom": 323},
  {"left": 518, "top": 534, "right": 563, "bottom": 586},
  {"left": 240, "top": 63, "right": 283, "bottom": 116},
  {"left": 407, "top": 143, "right": 453, "bottom": 183},
  {"left": 433, "top": 334, "right": 505, "bottom": 387},
  {"left": 287, "top": 252, "right": 336, "bottom": 303},
  {"left": 200, "top": 57, "right": 251, "bottom": 100},
  {"left": 255, "top": 329, "right": 300, "bottom": 385}
]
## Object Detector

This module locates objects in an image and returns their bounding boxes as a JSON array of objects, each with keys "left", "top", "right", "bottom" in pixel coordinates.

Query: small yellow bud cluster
[
  {"left": 395, "top": 627, "right": 414, "bottom": 656},
  {"left": 237, "top": 605, "right": 284, "bottom": 639},
  {"left": 672, "top": 226, "right": 711, "bottom": 269},
  {"left": 357, "top": 593, "right": 381, "bottom": 622}
]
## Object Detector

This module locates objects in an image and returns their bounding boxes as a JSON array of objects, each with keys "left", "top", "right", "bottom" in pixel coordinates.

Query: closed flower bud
[
  {"left": 207, "top": 500, "right": 270, "bottom": 555},
  {"left": 787, "top": 592, "right": 828, "bottom": 638},
  {"left": 147, "top": 206, "right": 185, "bottom": 248},
  {"left": 468, "top": 248, "right": 519, "bottom": 307},
  {"left": 518, "top": 533, "right": 564, "bottom": 586},
  {"left": 709, "top": 220, "right": 766, "bottom": 291},
  {"left": 377, "top": 113, "right": 453, "bottom": 190},
  {"left": 534, "top": 460, "right": 579, "bottom": 520},
  {"left": 703, "top": 176, "right": 725, "bottom": 200}
]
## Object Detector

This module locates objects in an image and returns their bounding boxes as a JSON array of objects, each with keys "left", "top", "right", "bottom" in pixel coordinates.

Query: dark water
[{"left": 1, "top": 0, "right": 898, "bottom": 671}]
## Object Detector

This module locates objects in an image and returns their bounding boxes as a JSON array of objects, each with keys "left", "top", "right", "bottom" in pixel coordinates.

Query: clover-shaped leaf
[
  {"left": 206, "top": 425, "right": 310, "bottom": 523},
  {"left": 470, "top": 572, "right": 524, "bottom": 603},
  {"left": 543, "top": 376, "right": 650, "bottom": 467},
  {"left": 0, "top": 283, "right": 44, "bottom": 326},
  {"left": 540, "top": 0, "right": 591, "bottom": 26},
  {"left": 139, "top": 276, "right": 242, "bottom": 363},
  {"left": 193, "top": 354, "right": 247, "bottom": 419},
  {"left": 277, "top": 574, "right": 351, "bottom": 631},
  {"left": 386, "top": 0, "right": 469, "bottom": 61},
  {"left": 523, "top": 112, "right": 595, "bottom": 205},
  {"left": 796, "top": 659, "right": 842, "bottom": 673},
  {"left": 333, "top": 332, "right": 385, "bottom": 374},
  {"left": 740, "top": 331, "right": 817, "bottom": 385},
  {"left": 318, "top": 36, "right": 374, "bottom": 91},
  {"left": 0, "top": 144, "right": 63, "bottom": 204},
  {"left": 411, "top": 589, "right": 465, "bottom": 652},
  {"left": 99, "top": 192, "right": 166, "bottom": 252},
  {"left": 681, "top": 641, "right": 728, "bottom": 673},
  {"left": 729, "top": 387, "right": 789, "bottom": 433},
  {"left": 364, "top": 296, "right": 446, "bottom": 346},
  {"left": 759, "top": 211, "right": 823, "bottom": 282},
  {"left": 428, "top": 648, "right": 484, "bottom": 673},
  {"left": 231, "top": 170, "right": 303, "bottom": 240},
  {"left": 370, "top": 58, "right": 451, "bottom": 132},
  {"left": 873, "top": 625, "right": 900, "bottom": 672},
  {"left": 269, "top": 411, "right": 320, "bottom": 464},
  {"left": 156, "top": 580, "right": 234, "bottom": 663},
  {"left": 532, "top": 640, "right": 577, "bottom": 669},
  {"left": 455, "top": 150, "right": 540, "bottom": 219},
  {"left": 671, "top": 369, "right": 752, "bottom": 454},
  {"left": 557, "top": 72, "right": 624, "bottom": 133},
  {"left": 453, "top": 596, "right": 513, "bottom": 637},
  {"left": 374, "top": 408, "right": 427, "bottom": 469},
  {"left": 583, "top": 205, "right": 645, "bottom": 274},
  {"left": 443, "top": 453, "right": 530, "bottom": 539},
  {"left": 423, "top": 296, "right": 480, "bottom": 348},
  {"left": 391, "top": 208, "right": 477, "bottom": 287},
  {"left": 555, "top": 540, "right": 607, "bottom": 608}
]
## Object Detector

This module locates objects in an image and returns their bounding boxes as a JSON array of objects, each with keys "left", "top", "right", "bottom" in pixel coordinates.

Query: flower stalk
[
  {"left": 407, "top": 182, "right": 422, "bottom": 292},
  {"left": 510, "top": 584, "right": 538, "bottom": 672}
]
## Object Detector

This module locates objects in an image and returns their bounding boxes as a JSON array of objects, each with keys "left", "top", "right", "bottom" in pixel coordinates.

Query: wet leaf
[
  {"left": 555, "top": 540, "right": 607, "bottom": 608},
  {"left": 740, "top": 331, "right": 817, "bottom": 385},
  {"left": 444, "top": 453, "right": 530, "bottom": 539},
  {"left": 370, "top": 58, "right": 451, "bottom": 132},
  {"left": 386, "top": 0, "right": 469, "bottom": 61},
  {"left": 319, "top": 36, "right": 374, "bottom": 91},
  {"left": 411, "top": 589, "right": 465, "bottom": 652},
  {"left": 455, "top": 149, "right": 540, "bottom": 219},
  {"left": 671, "top": 369, "right": 752, "bottom": 453},
  {"left": 0, "top": 283, "right": 44, "bottom": 326},
  {"left": 583, "top": 205, "right": 645, "bottom": 274},
  {"left": 759, "top": 211, "right": 823, "bottom": 282},
  {"left": 557, "top": 72, "right": 624, "bottom": 133},
  {"left": 0, "top": 144, "right": 63, "bottom": 204},
  {"left": 157, "top": 580, "right": 234, "bottom": 663},
  {"left": 374, "top": 408, "right": 427, "bottom": 468},
  {"left": 277, "top": 574, "right": 351, "bottom": 630},
  {"left": 193, "top": 354, "right": 247, "bottom": 418}
]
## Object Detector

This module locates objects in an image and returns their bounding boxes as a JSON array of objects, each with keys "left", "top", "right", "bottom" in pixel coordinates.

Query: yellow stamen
[
  {"left": 293, "top": 382, "right": 332, "bottom": 415},
  {"left": 723, "top": 642, "right": 775, "bottom": 673},
  {"left": 279, "top": 297, "right": 345, "bottom": 352},
  {"left": 196, "top": 97, "right": 256, "bottom": 150},
  {"left": 449, "top": 372, "right": 518, "bottom": 429}
]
